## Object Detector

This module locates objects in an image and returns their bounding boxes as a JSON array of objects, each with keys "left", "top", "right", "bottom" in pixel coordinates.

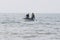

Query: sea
[{"left": 0, "top": 13, "right": 60, "bottom": 40}]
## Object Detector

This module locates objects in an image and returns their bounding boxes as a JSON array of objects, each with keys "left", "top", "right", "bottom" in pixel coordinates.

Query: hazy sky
[{"left": 0, "top": 0, "right": 60, "bottom": 13}]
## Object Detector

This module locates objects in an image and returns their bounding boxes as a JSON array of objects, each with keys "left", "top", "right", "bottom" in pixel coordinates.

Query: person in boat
[
  {"left": 31, "top": 13, "right": 35, "bottom": 20},
  {"left": 26, "top": 13, "right": 29, "bottom": 19},
  {"left": 25, "top": 13, "right": 35, "bottom": 21}
]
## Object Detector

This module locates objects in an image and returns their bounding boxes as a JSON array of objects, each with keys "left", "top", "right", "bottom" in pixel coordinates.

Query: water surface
[{"left": 0, "top": 13, "right": 60, "bottom": 40}]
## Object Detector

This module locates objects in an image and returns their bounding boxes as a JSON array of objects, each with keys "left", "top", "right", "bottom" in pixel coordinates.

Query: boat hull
[{"left": 24, "top": 18, "right": 34, "bottom": 21}]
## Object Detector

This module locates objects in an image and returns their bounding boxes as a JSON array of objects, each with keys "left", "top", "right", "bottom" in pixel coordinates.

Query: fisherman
[
  {"left": 31, "top": 13, "right": 35, "bottom": 20},
  {"left": 26, "top": 13, "right": 29, "bottom": 19}
]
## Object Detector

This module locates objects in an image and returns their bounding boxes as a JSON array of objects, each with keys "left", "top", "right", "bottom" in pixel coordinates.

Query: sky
[{"left": 0, "top": 0, "right": 60, "bottom": 13}]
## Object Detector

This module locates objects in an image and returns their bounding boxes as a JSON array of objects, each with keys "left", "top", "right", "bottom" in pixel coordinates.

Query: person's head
[
  {"left": 32, "top": 13, "right": 34, "bottom": 14},
  {"left": 32, "top": 13, "right": 34, "bottom": 15}
]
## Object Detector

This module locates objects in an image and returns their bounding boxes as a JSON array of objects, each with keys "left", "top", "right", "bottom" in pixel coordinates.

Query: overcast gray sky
[{"left": 0, "top": 0, "right": 60, "bottom": 13}]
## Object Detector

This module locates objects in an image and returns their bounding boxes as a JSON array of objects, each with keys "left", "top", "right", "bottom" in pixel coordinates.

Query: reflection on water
[{"left": 0, "top": 13, "right": 60, "bottom": 40}]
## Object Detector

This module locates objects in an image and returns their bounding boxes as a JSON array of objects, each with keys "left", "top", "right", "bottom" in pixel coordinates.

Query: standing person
[
  {"left": 31, "top": 13, "right": 35, "bottom": 20},
  {"left": 26, "top": 13, "right": 29, "bottom": 19}
]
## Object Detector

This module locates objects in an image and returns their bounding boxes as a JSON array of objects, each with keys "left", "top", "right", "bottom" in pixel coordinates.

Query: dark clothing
[
  {"left": 31, "top": 13, "right": 35, "bottom": 20},
  {"left": 25, "top": 13, "right": 35, "bottom": 21},
  {"left": 26, "top": 14, "right": 29, "bottom": 19}
]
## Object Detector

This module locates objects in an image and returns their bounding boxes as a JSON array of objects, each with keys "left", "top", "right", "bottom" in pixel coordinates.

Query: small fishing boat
[{"left": 24, "top": 13, "right": 35, "bottom": 21}]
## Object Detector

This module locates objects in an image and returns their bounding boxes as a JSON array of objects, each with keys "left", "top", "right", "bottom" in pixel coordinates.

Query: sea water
[{"left": 0, "top": 13, "right": 60, "bottom": 40}]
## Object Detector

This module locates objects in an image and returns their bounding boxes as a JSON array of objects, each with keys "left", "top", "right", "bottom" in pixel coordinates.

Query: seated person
[
  {"left": 31, "top": 13, "right": 35, "bottom": 20},
  {"left": 26, "top": 13, "right": 29, "bottom": 19}
]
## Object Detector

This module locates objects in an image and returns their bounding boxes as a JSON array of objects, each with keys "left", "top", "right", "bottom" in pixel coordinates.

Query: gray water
[{"left": 0, "top": 13, "right": 60, "bottom": 40}]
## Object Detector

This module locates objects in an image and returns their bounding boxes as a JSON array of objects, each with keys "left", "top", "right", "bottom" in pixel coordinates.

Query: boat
[{"left": 24, "top": 13, "right": 35, "bottom": 21}]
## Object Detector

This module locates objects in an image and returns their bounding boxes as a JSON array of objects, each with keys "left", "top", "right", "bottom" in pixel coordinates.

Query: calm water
[{"left": 0, "top": 13, "right": 60, "bottom": 40}]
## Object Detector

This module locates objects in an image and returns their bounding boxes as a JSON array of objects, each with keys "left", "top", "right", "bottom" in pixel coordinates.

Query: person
[
  {"left": 26, "top": 13, "right": 29, "bottom": 19},
  {"left": 31, "top": 13, "right": 35, "bottom": 20}
]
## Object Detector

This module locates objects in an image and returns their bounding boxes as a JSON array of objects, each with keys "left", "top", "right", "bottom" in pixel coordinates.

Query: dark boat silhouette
[
  {"left": 24, "top": 18, "right": 34, "bottom": 21},
  {"left": 24, "top": 13, "right": 35, "bottom": 21}
]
